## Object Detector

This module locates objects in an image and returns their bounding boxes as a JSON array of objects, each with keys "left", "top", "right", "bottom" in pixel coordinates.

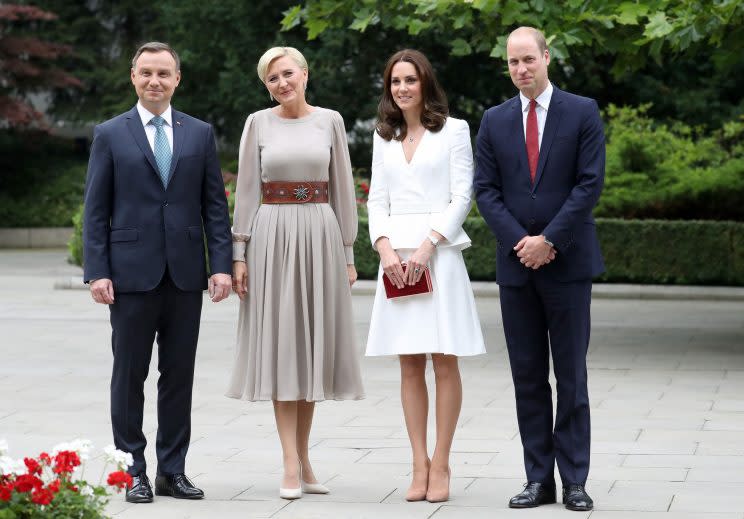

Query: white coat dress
[{"left": 365, "top": 117, "right": 486, "bottom": 357}]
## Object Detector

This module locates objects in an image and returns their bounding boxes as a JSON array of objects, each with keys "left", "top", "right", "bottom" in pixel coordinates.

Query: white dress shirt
[
  {"left": 136, "top": 102, "right": 174, "bottom": 153},
  {"left": 519, "top": 82, "right": 553, "bottom": 149}
]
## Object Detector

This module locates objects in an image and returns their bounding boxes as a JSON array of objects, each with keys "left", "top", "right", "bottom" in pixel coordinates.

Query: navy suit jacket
[
  {"left": 83, "top": 106, "right": 232, "bottom": 293},
  {"left": 474, "top": 86, "right": 606, "bottom": 286}
]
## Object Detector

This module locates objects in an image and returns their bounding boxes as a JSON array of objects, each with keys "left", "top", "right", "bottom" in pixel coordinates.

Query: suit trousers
[
  {"left": 499, "top": 273, "right": 592, "bottom": 486},
  {"left": 109, "top": 272, "right": 202, "bottom": 476}
]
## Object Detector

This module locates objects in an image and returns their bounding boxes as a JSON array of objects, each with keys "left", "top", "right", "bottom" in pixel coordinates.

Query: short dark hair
[
  {"left": 376, "top": 49, "right": 448, "bottom": 142},
  {"left": 131, "top": 41, "right": 180, "bottom": 70}
]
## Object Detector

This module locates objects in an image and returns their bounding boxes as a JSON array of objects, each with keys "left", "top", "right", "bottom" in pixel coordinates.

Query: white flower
[
  {"left": 80, "top": 485, "right": 95, "bottom": 497},
  {"left": 0, "top": 439, "right": 7, "bottom": 456},
  {"left": 0, "top": 455, "right": 27, "bottom": 476},
  {"left": 103, "top": 445, "right": 134, "bottom": 470},
  {"left": 52, "top": 438, "right": 93, "bottom": 460}
]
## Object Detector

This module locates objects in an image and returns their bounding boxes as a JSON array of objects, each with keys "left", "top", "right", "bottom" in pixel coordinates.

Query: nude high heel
[
  {"left": 425, "top": 466, "right": 450, "bottom": 503},
  {"left": 405, "top": 460, "right": 430, "bottom": 502}
]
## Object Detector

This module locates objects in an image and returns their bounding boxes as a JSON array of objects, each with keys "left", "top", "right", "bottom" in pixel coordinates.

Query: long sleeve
[
  {"left": 430, "top": 118, "right": 474, "bottom": 242},
  {"left": 542, "top": 99, "right": 605, "bottom": 250},
  {"left": 82, "top": 124, "right": 114, "bottom": 282},
  {"left": 366, "top": 132, "right": 391, "bottom": 249},
  {"left": 201, "top": 124, "right": 233, "bottom": 275},
  {"left": 231, "top": 113, "right": 261, "bottom": 261},
  {"left": 474, "top": 108, "right": 528, "bottom": 254},
  {"left": 328, "top": 111, "right": 358, "bottom": 264}
]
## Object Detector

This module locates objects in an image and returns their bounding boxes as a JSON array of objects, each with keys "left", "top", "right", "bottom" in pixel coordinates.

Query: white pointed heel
[
  {"left": 279, "top": 486, "right": 302, "bottom": 500},
  {"left": 301, "top": 481, "right": 330, "bottom": 494}
]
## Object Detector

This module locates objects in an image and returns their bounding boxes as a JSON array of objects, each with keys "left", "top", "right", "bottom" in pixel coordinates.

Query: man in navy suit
[
  {"left": 83, "top": 42, "right": 232, "bottom": 503},
  {"left": 474, "top": 27, "right": 605, "bottom": 511}
]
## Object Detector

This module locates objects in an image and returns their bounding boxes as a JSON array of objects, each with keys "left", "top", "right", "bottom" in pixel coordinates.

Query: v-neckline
[{"left": 401, "top": 129, "right": 427, "bottom": 165}]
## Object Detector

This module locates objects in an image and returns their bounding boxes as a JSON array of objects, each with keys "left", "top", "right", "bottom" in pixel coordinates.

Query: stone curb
[
  {"left": 55, "top": 277, "right": 744, "bottom": 301},
  {"left": 0, "top": 228, "right": 73, "bottom": 248}
]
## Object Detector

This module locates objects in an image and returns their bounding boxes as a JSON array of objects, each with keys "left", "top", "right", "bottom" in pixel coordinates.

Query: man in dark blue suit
[
  {"left": 474, "top": 27, "right": 605, "bottom": 511},
  {"left": 83, "top": 42, "right": 232, "bottom": 503}
]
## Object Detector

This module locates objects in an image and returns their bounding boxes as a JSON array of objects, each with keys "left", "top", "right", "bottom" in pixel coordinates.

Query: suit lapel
[
  {"left": 125, "top": 107, "right": 161, "bottom": 182},
  {"left": 168, "top": 110, "right": 186, "bottom": 186},
  {"left": 533, "top": 87, "right": 563, "bottom": 191},
  {"left": 508, "top": 97, "right": 531, "bottom": 186}
]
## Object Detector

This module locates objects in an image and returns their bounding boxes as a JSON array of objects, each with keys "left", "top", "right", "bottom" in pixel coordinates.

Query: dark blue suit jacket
[
  {"left": 83, "top": 106, "right": 232, "bottom": 293},
  {"left": 474, "top": 86, "right": 606, "bottom": 286}
]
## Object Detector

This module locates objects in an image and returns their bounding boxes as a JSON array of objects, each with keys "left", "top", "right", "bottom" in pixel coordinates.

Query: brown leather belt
[{"left": 262, "top": 181, "right": 329, "bottom": 204}]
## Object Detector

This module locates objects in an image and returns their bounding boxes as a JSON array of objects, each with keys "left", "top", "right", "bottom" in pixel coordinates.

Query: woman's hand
[
  {"left": 406, "top": 239, "right": 435, "bottom": 285},
  {"left": 347, "top": 264, "right": 358, "bottom": 286},
  {"left": 232, "top": 260, "right": 248, "bottom": 300},
  {"left": 375, "top": 237, "right": 405, "bottom": 289}
]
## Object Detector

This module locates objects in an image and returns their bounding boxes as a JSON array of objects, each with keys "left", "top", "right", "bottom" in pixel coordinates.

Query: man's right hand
[{"left": 90, "top": 278, "right": 115, "bottom": 304}]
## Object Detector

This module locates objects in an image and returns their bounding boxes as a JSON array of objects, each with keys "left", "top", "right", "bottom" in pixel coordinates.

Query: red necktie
[{"left": 526, "top": 99, "right": 539, "bottom": 183}]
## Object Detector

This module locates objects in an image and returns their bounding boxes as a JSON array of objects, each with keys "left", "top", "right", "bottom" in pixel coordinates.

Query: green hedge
[
  {"left": 354, "top": 217, "right": 744, "bottom": 286},
  {"left": 68, "top": 212, "right": 744, "bottom": 286}
]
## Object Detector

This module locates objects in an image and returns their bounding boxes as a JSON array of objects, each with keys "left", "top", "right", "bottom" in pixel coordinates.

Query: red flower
[
  {"left": 53, "top": 451, "right": 80, "bottom": 475},
  {"left": 24, "top": 457, "right": 42, "bottom": 475},
  {"left": 48, "top": 479, "right": 61, "bottom": 493},
  {"left": 360, "top": 182, "right": 369, "bottom": 194},
  {"left": 0, "top": 483, "right": 12, "bottom": 502},
  {"left": 14, "top": 474, "right": 43, "bottom": 493},
  {"left": 225, "top": 189, "right": 231, "bottom": 198},
  {"left": 39, "top": 452, "right": 51, "bottom": 464},
  {"left": 107, "top": 470, "right": 133, "bottom": 490},
  {"left": 31, "top": 487, "right": 54, "bottom": 505}
]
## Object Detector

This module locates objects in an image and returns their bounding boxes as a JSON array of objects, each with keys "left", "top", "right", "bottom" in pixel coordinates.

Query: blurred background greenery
[{"left": 3, "top": 0, "right": 743, "bottom": 282}]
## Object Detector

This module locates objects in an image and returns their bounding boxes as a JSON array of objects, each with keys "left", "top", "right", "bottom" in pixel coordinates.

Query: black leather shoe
[
  {"left": 563, "top": 484, "right": 593, "bottom": 511},
  {"left": 125, "top": 473, "right": 153, "bottom": 503},
  {"left": 154, "top": 473, "right": 204, "bottom": 499},
  {"left": 509, "top": 481, "right": 557, "bottom": 508}
]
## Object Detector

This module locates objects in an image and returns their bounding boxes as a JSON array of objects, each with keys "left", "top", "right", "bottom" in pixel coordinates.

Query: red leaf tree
[{"left": 0, "top": 4, "right": 81, "bottom": 128}]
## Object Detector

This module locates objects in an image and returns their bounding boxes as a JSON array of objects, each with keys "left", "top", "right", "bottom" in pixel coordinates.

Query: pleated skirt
[
  {"left": 225, "top": 203, "right": 365, "bottom": 401},
  {"left": 365, "top": 247, "right": 486, "bottom": 357}
]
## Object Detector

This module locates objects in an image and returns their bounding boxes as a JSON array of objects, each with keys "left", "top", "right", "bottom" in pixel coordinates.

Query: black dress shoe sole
[
  {"left": 565, "top": 502, "right": 593, "bottom": 511},
  {"left": 508, "top": 497, "right": 557, "bottom": 508},
  {"left": 125, "top": 495, "right": 153, "bottom": 504},
  {"left": 155, "top": 489, "right": 204, "bottom": 500}
]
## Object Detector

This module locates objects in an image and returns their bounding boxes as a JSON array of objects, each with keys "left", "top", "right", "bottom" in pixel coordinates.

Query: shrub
[{"left": 598, "top": 105, "right": 744, "bottom": 220}]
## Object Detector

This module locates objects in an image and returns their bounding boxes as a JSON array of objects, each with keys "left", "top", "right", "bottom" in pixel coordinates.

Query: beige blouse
[{"left": 231, "top": 107, "right": 358, "bottom": 264}]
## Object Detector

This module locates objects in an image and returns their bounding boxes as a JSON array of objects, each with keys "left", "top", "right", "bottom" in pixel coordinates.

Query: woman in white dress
[{"left": 366, "top": 49, "right": 486, "bottom": 503}]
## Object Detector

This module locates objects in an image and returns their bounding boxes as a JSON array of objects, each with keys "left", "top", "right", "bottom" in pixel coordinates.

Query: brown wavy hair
[{"left": 376, "top": 49, "right": 448, "bottom": 142}]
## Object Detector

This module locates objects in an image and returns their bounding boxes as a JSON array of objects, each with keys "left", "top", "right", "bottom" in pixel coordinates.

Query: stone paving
[{"left": 1, "top": 249, "right": 743, "bottom": 518}]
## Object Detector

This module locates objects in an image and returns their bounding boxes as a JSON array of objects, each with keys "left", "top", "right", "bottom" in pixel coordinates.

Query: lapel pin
[{"left": 176, "top": 121, "right": 182, "bottom": 126}]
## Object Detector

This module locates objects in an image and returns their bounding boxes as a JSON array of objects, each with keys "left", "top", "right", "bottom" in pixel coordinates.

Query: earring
[
  {"left": 269, "top": 93, "right": 274, "bottom": 102},
  {"left": 303, "top": 81, "right": 307, "bottom": 91}
]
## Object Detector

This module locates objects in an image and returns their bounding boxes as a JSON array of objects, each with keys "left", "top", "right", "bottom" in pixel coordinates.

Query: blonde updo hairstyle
[{"left": 256, "top": 46, "right": 308, "bottom": 83}]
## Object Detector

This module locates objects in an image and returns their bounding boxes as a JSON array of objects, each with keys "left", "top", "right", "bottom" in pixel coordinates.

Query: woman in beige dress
[{"left": 226, "top": 46, "right": 364, "bottom": 500}]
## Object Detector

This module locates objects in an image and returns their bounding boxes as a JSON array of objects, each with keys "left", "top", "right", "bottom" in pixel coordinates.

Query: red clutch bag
[{"left": 383, "top": 264, "right": 433, "bottom": 299}]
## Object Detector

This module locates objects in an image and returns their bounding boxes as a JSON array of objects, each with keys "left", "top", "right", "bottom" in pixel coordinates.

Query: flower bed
[{"left": 0, "top": 439, "right": 133, "bottom": 518}]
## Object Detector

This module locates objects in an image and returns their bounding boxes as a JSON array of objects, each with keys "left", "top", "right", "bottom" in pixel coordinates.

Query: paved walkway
[{"left": 1, "top": 249, "right": 743, "bottom": 518}]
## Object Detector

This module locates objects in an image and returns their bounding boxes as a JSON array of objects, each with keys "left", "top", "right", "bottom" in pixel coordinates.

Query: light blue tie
[{"left": 150, "top": 115, "right": 172, "bottom": 187}]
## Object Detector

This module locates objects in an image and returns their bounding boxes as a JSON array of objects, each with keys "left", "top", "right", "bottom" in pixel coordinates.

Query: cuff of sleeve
[
  {"left": 232, "top": 241, "right": 247, "bottom": 262},
  {"left": 344, "top": 245, "right": 355, "bottom": 265}
]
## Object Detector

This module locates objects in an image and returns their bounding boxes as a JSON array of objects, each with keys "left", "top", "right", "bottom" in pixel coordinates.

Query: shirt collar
[
  {"left": 136, "top": 102, "right": 172, "bottom": 128},
  {"left": 520, "top": 82, "right": 554, "bottom": 112}
]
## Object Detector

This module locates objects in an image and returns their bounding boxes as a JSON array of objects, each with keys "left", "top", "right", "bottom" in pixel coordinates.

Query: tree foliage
[
  {"left": 0, "top": 3, "right": 80, "bottom": 127},
  {"left": 282, "top": 0, "right": 744, "bottom": 74}
]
